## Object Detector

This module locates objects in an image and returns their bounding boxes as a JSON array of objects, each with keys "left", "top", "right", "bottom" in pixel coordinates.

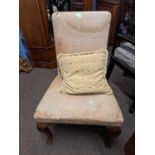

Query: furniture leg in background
[
  {"left": 19, "top": 58, "right": 32, "bottom": 73},
  {"left": 124, "top": 132, "right": 135, "bottom": 155}
]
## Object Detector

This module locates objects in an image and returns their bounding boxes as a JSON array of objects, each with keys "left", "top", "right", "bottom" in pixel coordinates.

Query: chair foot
[
  {"left": 104, "top": 127, "right": 121, "bottom": 148},
  {"left": 37, "top": 123, "right": 53, "bottom": 144}
]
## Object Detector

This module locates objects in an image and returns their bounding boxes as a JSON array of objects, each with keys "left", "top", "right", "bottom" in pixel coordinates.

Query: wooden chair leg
[
  {"left": 37, "top": 123, "right": 53, "bottom": 144},
  {"left": 106, "top": 59, "right": 115, "bottom": 79},
  {"left": 104, "top": 127, "right": 121, "bottom": 148}
]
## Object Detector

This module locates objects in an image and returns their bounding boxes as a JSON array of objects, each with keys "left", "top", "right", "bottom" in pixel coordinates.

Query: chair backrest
[{"left": 52, "top": 11, "right": 111, "bottom": 55}]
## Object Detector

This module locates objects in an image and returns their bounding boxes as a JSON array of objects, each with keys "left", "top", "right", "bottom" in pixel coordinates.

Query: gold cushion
[{"left": 57, "top": 49, "right": 112, "bottom": 94}]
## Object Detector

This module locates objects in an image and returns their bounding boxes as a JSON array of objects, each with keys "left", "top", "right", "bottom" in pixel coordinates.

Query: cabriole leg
[
  {"left": 37, "top": 123, "right": 53, "bottom": 144},
  {"left": 99, "top": 126, "right": 121, "bottom": 148}
]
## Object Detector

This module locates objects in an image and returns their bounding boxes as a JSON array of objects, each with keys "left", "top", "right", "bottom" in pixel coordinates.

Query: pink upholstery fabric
[
  {"left": 33, "top": 12, "right": 124, "bottom": 126},
  {"left": 52, "top": 11, "right": 111, "bottom": 55},
  {"left": 34, "top": 76, "right": 124, "bottom": 126}
]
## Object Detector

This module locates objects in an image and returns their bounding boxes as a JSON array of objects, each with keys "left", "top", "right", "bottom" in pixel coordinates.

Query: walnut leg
[
  {"left": 37, "top": 123, "right": 53, "bottom": 144},
  {"left": 99, "top": 126, "right": 121, "bottom": 148},
  {"left": 106, "top": 127, "right": 121, "bottom": 137}
]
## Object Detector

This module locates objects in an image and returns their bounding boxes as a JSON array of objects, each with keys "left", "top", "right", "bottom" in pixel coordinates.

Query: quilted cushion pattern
[{"left": 57, "top": 49, "right": 112, "bottom": 94}]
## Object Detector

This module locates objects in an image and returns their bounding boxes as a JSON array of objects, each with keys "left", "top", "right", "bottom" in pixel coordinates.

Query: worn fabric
[
  {"left": 33, "top": 12, "right": 124, "bottom": 127},
  {"left": 34, "top": 76, "right": 124, "bottom": 126}
]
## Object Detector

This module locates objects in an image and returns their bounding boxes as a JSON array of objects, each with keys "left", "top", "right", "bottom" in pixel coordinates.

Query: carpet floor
[{"left": 20, "top": 65, "right": 135, "bottom": 155}]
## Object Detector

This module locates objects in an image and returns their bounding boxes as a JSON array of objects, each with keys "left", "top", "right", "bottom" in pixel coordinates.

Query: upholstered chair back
[{"left": 52, "top": 11, "right": 111, "bottom": 55}]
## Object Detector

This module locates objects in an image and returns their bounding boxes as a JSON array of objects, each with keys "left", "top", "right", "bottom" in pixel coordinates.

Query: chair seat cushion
[
  {"left": 114, "top": 42, "right": 135, "bottom": 69},
  {"left": 33, "top": 76, "right": 124, "bottom": 126}
]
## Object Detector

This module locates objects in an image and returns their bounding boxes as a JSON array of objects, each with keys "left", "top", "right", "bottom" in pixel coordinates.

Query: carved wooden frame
[{"left": 36, "top": 123, "right": 121, "bottom": 148}]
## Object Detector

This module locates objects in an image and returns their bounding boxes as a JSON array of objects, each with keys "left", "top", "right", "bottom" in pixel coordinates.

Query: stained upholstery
[
  {"left": 34, "top": 76, "right": 123, "bottom": 126},
  {"left": 33, "top": 12, "right": 124, "bottom": 126},
  {"left": 57, "top": 49, "right": 112, "bottom": 94}
]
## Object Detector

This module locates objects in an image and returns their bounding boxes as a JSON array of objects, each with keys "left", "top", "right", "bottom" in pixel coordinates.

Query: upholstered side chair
[{"left": 33, "top": 11, "right": 124, "bottom": 147}]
